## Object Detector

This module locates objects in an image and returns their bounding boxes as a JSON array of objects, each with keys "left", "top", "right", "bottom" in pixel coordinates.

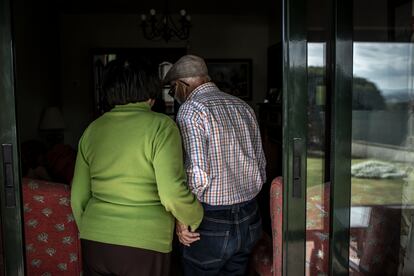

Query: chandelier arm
[
  {"left": 139, "top": 7, "right": 191, "bottom": 42},
  {"left": 167, "top": 15, "right": 191, "bottom": 40}
]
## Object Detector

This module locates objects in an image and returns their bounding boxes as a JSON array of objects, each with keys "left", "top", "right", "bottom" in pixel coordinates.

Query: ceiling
[{"left": 57, "top": 0, "right": 274, "bottom": 16}]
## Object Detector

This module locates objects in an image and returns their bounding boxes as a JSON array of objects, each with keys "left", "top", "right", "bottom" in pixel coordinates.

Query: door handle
[
  {"left": 2, "top": 144, "right": 16, "bottom": 207},
  {"left": 293, "top": 138, "right": 303, "bottom": 198}
]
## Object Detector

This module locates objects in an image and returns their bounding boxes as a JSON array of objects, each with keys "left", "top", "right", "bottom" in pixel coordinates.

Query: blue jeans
[{"left": 182, "top": 199, "right": 262, "bottom": 276}]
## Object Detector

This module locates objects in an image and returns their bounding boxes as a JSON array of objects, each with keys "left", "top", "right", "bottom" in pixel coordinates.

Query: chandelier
[{"left": 140, "top": 4, "right": 191, "bottom": 42}]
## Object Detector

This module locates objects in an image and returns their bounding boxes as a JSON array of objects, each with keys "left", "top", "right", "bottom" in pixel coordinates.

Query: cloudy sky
[{"left": 308, "top": 42, "right": 414, "bottom": 95}]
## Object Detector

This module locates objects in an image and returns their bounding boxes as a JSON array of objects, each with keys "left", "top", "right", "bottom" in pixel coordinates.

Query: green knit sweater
[{"left": 71, "top": 102, "right": 203, "bottom": 253}]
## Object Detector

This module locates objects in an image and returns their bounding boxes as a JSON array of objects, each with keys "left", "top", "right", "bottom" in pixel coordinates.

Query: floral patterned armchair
[
  {"left": 306, "top": 182, "right": 330, "bottom": 275},
  {"left": 350, "top": 205, "right": 402, "bottom": 275},
  {"left": 251, "top": 176, "right": 283, "bottom": 276},
  {"left": 22, "top": 177, "right": 81, "bottom": 275},
  {"left": 250, "top": 177, "right": 331, "bottom": 276}
]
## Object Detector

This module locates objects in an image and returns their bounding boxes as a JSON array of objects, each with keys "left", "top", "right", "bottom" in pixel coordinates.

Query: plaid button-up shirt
[{"left": 176, "top": 82, "right": 266, "bottom": 205}]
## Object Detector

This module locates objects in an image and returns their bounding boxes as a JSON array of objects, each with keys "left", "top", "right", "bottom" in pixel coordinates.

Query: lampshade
[
  {"left": 39, "top": 106, "right": 65, "bottom": 130},
  {"left": 159, "top": 61, "right": 173, "bottom": 80}
]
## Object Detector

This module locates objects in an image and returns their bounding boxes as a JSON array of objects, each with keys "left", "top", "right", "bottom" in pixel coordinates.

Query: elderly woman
[{"left": 71, "top": 59, "right": 203, "bottom": 276}]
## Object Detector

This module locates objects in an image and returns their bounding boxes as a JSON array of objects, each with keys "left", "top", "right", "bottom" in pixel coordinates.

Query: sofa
[{"left": 22, "top": 177, "right": 81, "bottom": 275}]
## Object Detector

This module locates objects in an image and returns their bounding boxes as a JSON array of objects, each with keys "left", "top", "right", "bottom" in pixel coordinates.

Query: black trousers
[{"left": 81, "top": 239, "right": 171, "bottom": 276}]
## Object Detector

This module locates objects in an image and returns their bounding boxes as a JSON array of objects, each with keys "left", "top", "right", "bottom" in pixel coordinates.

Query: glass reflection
[
  {"left": 306, "top": 42, "right": 329, "bottom": 276},
  {"left": 350, "top": 42, "right": 414, "bottom": 275}
]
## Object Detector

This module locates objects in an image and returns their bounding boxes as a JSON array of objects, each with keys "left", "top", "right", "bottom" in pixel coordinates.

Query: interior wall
[
  {"left": 61, "top": 13, "right": 270, "bottom": 147},
  {"left": 353, "top": 0, "right": 390, "bottom": 41},
  {"left": 13, "top": 0, "right": 61, "bottom": 144},
  {"left": 268, "top": 0, "right": 282, "bottom": 45}
]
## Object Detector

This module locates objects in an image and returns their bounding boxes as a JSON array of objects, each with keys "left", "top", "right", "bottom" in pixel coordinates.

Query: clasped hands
[{"left": 176, "top": 220, "right": 200, "bottom": 246}]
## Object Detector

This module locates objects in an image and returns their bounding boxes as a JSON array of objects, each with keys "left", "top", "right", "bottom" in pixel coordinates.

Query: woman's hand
[{"left": 176, "top": 220, "right": 200, "bottom": 246}]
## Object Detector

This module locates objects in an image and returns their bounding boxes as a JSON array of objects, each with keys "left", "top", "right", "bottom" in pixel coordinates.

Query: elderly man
[{"left": 164, "top": 54, "right": 266, "bottom": 275}]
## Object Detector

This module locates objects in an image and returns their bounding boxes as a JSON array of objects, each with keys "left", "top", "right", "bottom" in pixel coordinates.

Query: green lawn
[{"left": 306, "top": 157, "right": 414, "bottom": 206}]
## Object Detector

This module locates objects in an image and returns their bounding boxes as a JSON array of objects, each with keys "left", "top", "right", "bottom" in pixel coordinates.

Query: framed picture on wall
[{"left": 205, "top": 59, "right": 252, "bottom": 100}]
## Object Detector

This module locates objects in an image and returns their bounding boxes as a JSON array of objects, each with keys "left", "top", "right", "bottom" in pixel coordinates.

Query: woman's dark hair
[{"left": 102, "top": 59, "right": 161, "bottom": 106}]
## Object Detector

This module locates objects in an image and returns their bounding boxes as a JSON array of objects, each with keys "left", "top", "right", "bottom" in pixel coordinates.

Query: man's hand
[{"left": 176, "top": 220, "right": 200, "bottom": 246}]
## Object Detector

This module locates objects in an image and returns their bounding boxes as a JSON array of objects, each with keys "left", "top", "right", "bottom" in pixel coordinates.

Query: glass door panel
[
  {"left": 306, "top": 42, "right": 329, "bottom": 275},
  {"left": 350, "top": 0, "right": 414, "bottom": 274},
  {"left": 350, "top": 41, "right": 414, "bottom": 275},
  {"left": 305, "top": 0, "right": 331, "bottom": 273}
]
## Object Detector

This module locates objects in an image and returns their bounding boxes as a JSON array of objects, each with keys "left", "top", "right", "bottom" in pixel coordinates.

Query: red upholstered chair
[
  {"left": 46, "top": 144, "right": 76, "bottom": 184},
  {"left": 306, "top": 182, "right": 330, "bottom": 275},
  {"left": 350, "top": 205, "right": 402, "bottom": 275},
  {"left": 251, "top": 176, "right": 283, "bottom": 276},
  {"left": 251, "top": 178, "right": 331, "bottom": 276},
  {"left": 22, "top": 177, "right": 82, "bottom": 275}
]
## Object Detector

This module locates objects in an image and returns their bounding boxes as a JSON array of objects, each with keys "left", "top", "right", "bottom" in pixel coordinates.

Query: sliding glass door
[
  {"left": 283, "top": 0, "right": 352, "bottom": 274},
  {"left": 284, "top": 0, "right": 414, "bottom": 274}
]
